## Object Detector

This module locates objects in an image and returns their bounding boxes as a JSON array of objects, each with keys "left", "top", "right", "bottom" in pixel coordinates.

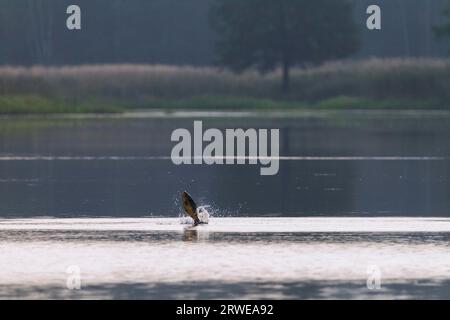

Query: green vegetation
[
  {"left": 1, "top": 94, "right": 444, "bottom": 115},
  {"left": 0, "top": 58, "right": 450, "bottom": 114},
  {"left": 139, "top": 95, "right": 304, "bottom": 110},
  {"left": 313, "top": 96, "right": 443, "bottom": 110},
  {"left": 0, "top": 95, "right": 122, "bottom": 114},
  {"left": 140, "top": 95, "right": 445, "bottom": 110},
  {"left": 434, "top": 4, "right": 450, "bottom": 39}
]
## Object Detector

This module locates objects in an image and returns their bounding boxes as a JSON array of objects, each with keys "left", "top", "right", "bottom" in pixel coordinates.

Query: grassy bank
[
  {"left": 0, "top": 58, "right": 449, "bottom": 113},
  {"left": 1, "top": 95, "right": 444, "bottom": 114},
  {"left": 139, "top": 95, "right": 443, "bottom": 110},
  {"left": 0, "top": 95, "right": 123, "bottom": 114}
]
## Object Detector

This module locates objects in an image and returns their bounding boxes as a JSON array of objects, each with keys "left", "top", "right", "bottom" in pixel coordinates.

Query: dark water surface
[
  {"left": 0, "top": 111, "right": 449, "bottom": 218},
  {"left": 1, "top": 111, "right": 450, "bottom": 299}
]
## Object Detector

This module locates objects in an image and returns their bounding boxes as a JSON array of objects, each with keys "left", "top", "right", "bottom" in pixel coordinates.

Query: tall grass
[{"left": 0, "top": 58, "right": 450, "bottom": 111}]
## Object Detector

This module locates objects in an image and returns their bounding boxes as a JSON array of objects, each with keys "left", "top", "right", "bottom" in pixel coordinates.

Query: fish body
[
  {"left": 182, "top": 191, "right": 201, "bottom": 226},
  {"left": 182, "top": 191, "right": 210, "bottom": 226}
]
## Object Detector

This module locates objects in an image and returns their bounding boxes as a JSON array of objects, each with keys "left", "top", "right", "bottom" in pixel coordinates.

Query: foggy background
[{"left": 0, "top": 0, "right": 449, "bottom": 66}]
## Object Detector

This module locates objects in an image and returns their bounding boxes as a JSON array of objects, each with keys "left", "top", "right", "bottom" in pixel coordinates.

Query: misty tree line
[
  {"left": 0, "top": 0, "right": 214, "bottom": 65},
  {"left": 0, "top": 0, "right": 449, "bottom": 66}
]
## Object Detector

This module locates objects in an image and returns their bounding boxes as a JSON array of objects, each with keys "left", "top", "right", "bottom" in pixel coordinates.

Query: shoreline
[{"left": 2, "top": 108, "right": 450, "bottom": 120}]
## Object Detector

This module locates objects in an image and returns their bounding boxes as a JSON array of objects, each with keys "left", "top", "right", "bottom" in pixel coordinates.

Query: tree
[
  {"left": 210, "top": 0, "right": 360, "bottom": 94},
  {"left": 434, "top": 3, "right": 450, "bottom": 40},
  {"left": 27, "top": 0, "right": 57, "bottom": 64}
]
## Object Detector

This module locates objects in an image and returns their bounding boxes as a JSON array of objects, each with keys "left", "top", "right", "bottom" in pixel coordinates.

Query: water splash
[
  {"left": 179, "top": 206, "right": 210, "bottom": 225},
  {"left": 197, "top": 206, "right": 210, "bottom": 224}
]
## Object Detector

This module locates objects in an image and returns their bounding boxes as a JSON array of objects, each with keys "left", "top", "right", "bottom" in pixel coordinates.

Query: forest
[{"left": 0, "top": 0, "right": 449, "bottom": 66}]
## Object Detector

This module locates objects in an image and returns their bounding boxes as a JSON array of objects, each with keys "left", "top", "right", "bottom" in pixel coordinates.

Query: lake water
[{"left": 0, "top": 110, "right": 449, "bottom": 299}]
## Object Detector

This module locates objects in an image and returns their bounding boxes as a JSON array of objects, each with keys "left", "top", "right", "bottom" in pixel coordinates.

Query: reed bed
[{"left": 0, "top": 58, "right": 449, "bottom": 113}]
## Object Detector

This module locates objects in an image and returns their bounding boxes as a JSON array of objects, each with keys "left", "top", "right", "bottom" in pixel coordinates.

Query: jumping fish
[{"left": 182, "top": 191, "right": 209, "bottom": 226}]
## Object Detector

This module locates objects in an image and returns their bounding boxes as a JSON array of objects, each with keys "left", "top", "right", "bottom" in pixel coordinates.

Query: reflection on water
[
  {"left": 0, "top": 112, "right": 449, "bottom": 217},
  {"left": 0, "top": 218, "right": 449, "bottom": 299},
  {"left": 182, "top": 228, "right": 210, "bottom": 242},
  {"left": 0, "top": 112, "right": 449, "bottom": 299}
]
